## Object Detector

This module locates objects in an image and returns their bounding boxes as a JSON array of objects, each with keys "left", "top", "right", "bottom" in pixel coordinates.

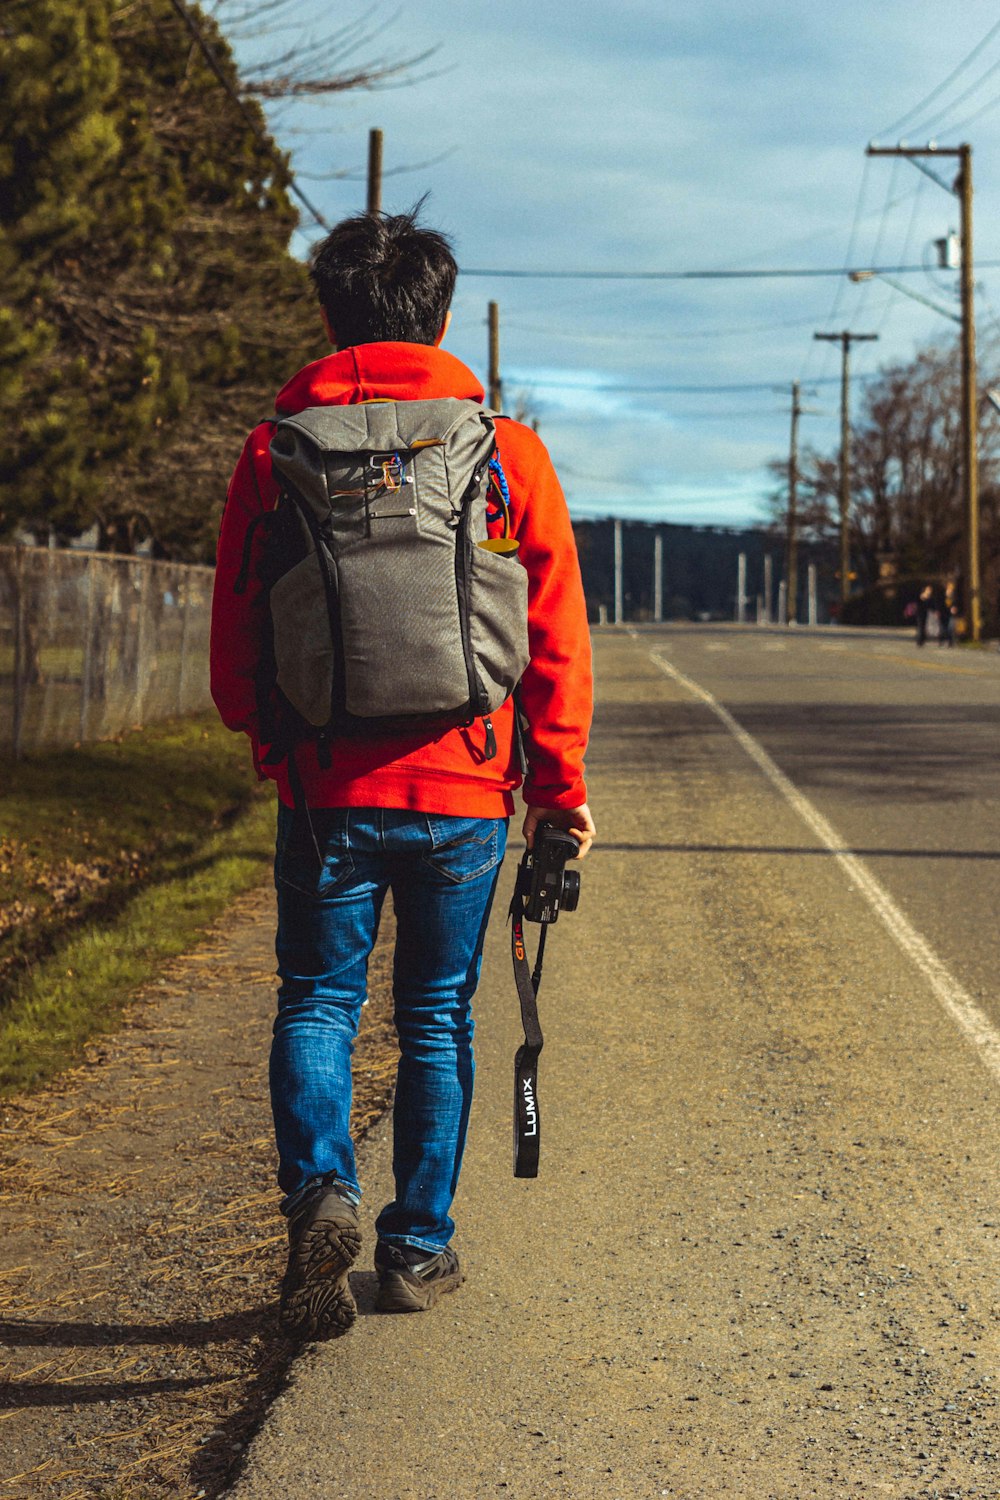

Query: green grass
[{"left": 0, "top": 714, "right": 275, "bottom": 1095}]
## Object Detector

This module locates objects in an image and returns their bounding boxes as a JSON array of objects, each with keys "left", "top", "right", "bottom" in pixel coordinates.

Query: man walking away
[{"left": 210, "top": 209, "right": 595, "bottom": 1339}]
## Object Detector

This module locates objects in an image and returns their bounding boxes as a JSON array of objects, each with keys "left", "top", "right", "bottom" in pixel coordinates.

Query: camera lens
[{"left": 562, "top": 869, "right": 581, "bottom": 912}]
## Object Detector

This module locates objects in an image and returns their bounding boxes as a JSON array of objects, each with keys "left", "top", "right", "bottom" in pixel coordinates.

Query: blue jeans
[{"left": 271, "top": 804, "right": 507, "bottom": 1253}]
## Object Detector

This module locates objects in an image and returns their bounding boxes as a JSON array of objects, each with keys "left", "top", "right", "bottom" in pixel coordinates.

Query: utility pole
[
  {"left": 786, "top": 382, "right": 802, "bottom": 624},
  {"left": 736, "top": 552, "right": 747, "bottom": 624},
  {"left": 867, "top": 141, "right": 980, "bottom": 641},
  {"left": 763, "top": 553, "right": 773, "bottom": 625},
  {"left": 653, "top": 531, "right": 663, "bottom": 623},
  {"left": 614, "top": 518, "right": 623, "bottom": 624},
  {"left": 488, "top": 301, "right": 502, "bottom": 411},
  {"left": 367, "top": 128, "right": 383, "bottom": 214},
  {"left": 814, "top": 330, "right": 878, "bottom": 606}
]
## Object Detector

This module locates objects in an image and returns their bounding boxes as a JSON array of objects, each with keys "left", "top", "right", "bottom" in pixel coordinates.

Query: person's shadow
[{"left": 0, "top": 1286, "right": 373, "bottom": 1495}]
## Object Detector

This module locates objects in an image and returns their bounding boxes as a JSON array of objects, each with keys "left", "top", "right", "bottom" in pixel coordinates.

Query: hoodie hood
[{"left": 275, "top": 342, "right": 485, "bottom": 415}]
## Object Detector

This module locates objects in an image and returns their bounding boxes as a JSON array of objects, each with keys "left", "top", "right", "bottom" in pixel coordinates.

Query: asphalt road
[
  {"left": 641, "top": 624, "right": 1000, "bottom": 1037},
  {"left": 227, "top": 625, "right": 1000, "bottom": 1500}
]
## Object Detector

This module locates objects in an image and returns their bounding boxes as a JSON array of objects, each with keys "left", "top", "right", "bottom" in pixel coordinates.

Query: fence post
[
  {"left": 11, "top": 547, "right": 26, "bottom": 761},
  {"left": 132, "top": 561, "right": 150, "bottom": 724},
  {"left": 808, "top": 563, "right": 818, "bottom": 626},
  {"left": 176, "top": 573, "right": 192, "bottom": 714},
  {"left": 79, "top": 555, "right": 95, "bottom": 742}
]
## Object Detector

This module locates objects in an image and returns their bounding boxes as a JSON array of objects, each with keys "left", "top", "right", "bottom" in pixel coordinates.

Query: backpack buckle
[
  {"left": 368, "top": 452, "right": 410, "bottom": 492},
  {"left": 365, "top": 453, "right": 416, "bottom": 522}
]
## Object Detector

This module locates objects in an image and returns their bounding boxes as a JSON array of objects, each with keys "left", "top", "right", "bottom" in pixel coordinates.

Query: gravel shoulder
[{"left": 0, "top": 879, "right": 398, "bottom": 1500}]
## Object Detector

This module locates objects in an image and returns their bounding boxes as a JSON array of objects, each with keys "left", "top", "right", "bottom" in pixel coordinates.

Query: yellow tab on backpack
[{"left": 477, "top": 538, "right": 519, "bottom": 555}]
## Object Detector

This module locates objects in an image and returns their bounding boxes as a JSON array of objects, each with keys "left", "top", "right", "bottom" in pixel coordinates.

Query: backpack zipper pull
[{"left": 483, "top": 715, "right": 497, "bottom": 761}]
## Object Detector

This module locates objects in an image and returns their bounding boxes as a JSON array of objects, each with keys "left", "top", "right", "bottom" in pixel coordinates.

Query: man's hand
[{"left": 522, "top": 803, "right": 596, "bottom": 860}]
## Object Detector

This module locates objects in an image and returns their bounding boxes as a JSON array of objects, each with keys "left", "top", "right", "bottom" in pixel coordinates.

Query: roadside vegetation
[
  {"left": 768, "top": 335, "right": 1000, "bottom": 630},
  {"left": 0, "top": 0, "right": 406, "bottom": 561},
  {"left": 0, "top": 714, "right": 273, "bottom": 1093}
]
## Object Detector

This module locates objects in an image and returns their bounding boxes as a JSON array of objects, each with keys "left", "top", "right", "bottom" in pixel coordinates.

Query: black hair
[{"left": 308, "top": 207, "right": 458, "bottom": 348}]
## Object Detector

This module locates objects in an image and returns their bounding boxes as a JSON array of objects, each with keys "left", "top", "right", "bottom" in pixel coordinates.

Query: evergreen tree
[{"left": 0, "top": 0, "right": 322, "bottom": 559}]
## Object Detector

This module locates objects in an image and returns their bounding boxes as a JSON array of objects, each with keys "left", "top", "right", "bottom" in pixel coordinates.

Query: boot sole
[
  {"left": 375, "top": 1264, "right": 464, "bottom": 1314},
  {"left": 279, "top": 1216, "right": 361, "bottom": 1339}
]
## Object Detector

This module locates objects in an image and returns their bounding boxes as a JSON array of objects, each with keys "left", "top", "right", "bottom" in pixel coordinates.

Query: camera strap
[{"left": 508, "top": 881, "right": 546, "bottom": 1178}]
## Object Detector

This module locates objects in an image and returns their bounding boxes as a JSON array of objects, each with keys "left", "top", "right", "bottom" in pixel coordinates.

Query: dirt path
[{"left": 0, "top": 881, "right": 396, "bottom": 1500}]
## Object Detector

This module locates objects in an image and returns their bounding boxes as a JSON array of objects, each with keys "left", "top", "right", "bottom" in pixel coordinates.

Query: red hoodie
[{"left": 210, "top": 342, "right": 592, "bottom": 819}]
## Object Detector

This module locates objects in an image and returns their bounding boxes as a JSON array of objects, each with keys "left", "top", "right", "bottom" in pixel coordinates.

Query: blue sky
[{"left": 221, "top": 0, "right": 1000, "bottom": 527}]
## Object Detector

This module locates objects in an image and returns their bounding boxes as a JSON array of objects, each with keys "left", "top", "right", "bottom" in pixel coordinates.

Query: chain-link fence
[{"left": 0, "top": 546, "right": 215, "bottom": 757}]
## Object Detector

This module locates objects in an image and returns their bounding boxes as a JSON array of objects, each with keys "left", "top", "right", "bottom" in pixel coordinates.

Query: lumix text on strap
[{"left": 508, "top": 824, "right": 581, "bottom": 1178}]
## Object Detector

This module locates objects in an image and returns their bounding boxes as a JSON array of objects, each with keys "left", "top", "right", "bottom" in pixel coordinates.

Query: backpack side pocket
[
  {"left": 467, "top": 544, "right": 530, "bottom": 713},
  {"left": 269, "top": 548, "right": 338, "bottom": 727}
]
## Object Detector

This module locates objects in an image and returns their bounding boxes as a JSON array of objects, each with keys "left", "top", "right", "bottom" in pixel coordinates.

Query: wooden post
[
  {"left": 367, "top": 128, "right": 383, "bottom": 214},
  {"left": 959, "top": 145, "right": 981, "bottom": 641},
  {"left": 488, "top": 301, "right": 502, "bottom": 411},
  {"left": 11, "top": 547, "right": 26, "bottom": 760},
  {"left": 786, "top": 381, "right": 801, "bottom": 624},
  {"left": 867, "top": 142, "right": 980, "bottom": 639},
  {"left": 814, "top": 331, "right": 878, "bottom": 604},
  {"left": 133, "top": 562, "right": 150, "bottom": 724},
  {"left": 176, "top": 573, "right": 192, "bottom": 715},
  {"left": 79, "top": 555, "right": 96, "bottom": 741}
]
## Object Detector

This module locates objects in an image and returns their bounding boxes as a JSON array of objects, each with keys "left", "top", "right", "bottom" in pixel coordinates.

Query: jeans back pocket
[
  {"left": 423, "top": 815, "right": 504, "bottom": 884},
  {"left": 275, "top": 805, "right": 356, "bottom": 897}
]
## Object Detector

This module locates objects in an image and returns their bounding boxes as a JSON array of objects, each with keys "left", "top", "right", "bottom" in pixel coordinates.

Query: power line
[
  {"left": 877, "top": 16, "right": 1000, "bottom": 138},
  {"left": 503, "top": 314, "right": 825, "bottom": 344},
  {"left": 457, "top": 261, "right": 1000, "bottom": 282},
  {"left": 876, "top": 174, "right": 928, "bottom": 334},
  {"left": 915, "top": 54, "right": 1000, "bottom": 137},
  {"left": 694, "top": 180, "right": 919, "bottom": 271},
  {"left": 853, "top": 156, "right": 901, "bottom": 320},
  {"left": 799, "top": 156, "right": 873, "bottom": 387},
  {"left": 944, "top": 81, "right": 1000, "bottom": 136},
  {"left": 825, "top": 155, "right": 874, "bottom": 327},
  {"left": 512, "top": 375, "right": 858, "bottom": 395}
]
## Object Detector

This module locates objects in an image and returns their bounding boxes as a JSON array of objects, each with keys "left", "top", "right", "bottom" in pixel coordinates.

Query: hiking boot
[
  {"left": 278, "top": 1180, "right": 361, "bottom": 1340},
  {"left": 374, "top": 1241, "right": 463, "bottom": 1313}
]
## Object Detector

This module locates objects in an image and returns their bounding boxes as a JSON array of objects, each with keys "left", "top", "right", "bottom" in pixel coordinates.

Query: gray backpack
[{"left": 237, "top": 398, "right": 530, "bottom": 768}]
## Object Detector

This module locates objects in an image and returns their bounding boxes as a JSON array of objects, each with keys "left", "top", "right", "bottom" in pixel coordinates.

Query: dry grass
[
  {"left": 0, "top": 715, "right": 274, "bottom": 1095},
  {"left": 0, "top": 884, "right": 400, "bottom": 1499}
]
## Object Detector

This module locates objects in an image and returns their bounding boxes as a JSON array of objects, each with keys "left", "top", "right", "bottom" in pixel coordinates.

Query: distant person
[
  {"left": 915, "top": 584, "right": 934, "bottom": 647},
  {"left": 210, "top": 209, "right": 595, "bottom": 1340},
  {"left": 940, "top": 578, "right": 958, "bottom": 647}
]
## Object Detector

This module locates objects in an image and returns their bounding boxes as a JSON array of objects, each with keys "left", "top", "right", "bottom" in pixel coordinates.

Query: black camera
[{"left": 519, "top": 824, "right": 581, "bottom": 924}]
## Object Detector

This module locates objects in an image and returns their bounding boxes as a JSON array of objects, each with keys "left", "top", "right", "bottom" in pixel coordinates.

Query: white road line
[{"left": 648, "top": 647, "right": 1000, "bottom": 1086}]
